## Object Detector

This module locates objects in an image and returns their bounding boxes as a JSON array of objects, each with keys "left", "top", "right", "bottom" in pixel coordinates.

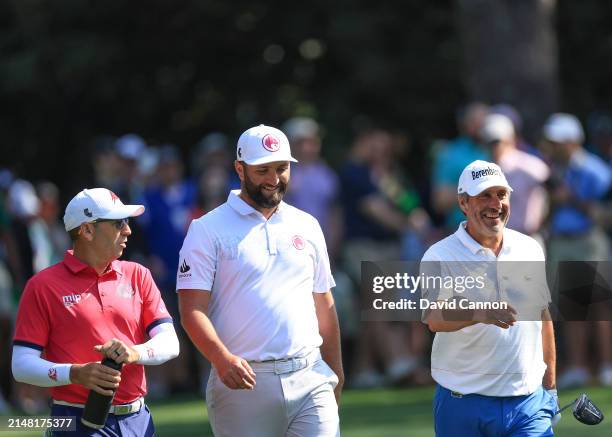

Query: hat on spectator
[
  {"left": 543, "top": 113, "right": 584, "bottom": 143},
  {"left": 236, "top": 124, "right": 298, "bottom": 165},
  {"left": 480, "top": 114, "right": 515, "bottom": 144},
  {"left": 282, "top": 117, "right": 320, "bottom": 142},
  {"left": 63, "top": 188, "right": 144, "bottom": 231},
  {"left": 198, "top": 132, "right": 230, "bottom": 155},
  {"left": 491, "top": 103, "right": 523, "bottom": 132},
  {"left": 458, "top": 160, "right": 513, "bottom": 196},
  {"left": 115, "top": 134, "right": 147, "bottom": 160},
  {"left": 8, "top": 179, "right": 40, "bottom": 218}
]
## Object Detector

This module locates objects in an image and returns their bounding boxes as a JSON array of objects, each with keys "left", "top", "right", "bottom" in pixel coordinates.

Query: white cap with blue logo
[{"left": 457, "top": 160, "right": 513, "bottom": 196}]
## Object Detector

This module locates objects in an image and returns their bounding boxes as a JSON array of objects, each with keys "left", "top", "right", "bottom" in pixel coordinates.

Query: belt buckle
[
  {"left": 294, "top": 357, "right": 307, "bottom": 371},
  {"left": 113, "top": 404, "right": 132, "bottom": 415},
  {"left": 113, "top": 399, "right": 140, "bottom": 415},
  {"left": 273, "top": 359, "right": 287, "bottom": 374}
]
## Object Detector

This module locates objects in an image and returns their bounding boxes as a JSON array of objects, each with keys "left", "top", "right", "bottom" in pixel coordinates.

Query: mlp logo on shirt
[{"left": 62, "top": 293, "right": 82, "bottom": 307}]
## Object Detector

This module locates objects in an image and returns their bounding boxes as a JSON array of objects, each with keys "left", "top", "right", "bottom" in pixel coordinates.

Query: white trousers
[{"left": 206, "top": 350, "right": 340, "bottom": 437}]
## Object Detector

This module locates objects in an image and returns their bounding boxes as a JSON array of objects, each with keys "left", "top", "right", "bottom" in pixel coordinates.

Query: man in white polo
[
  {"left": 177, "top": 124, "right": 343, "bottom": 436},
  {"left": 420, "top": 160, "right": 558, "bottom": 436}
]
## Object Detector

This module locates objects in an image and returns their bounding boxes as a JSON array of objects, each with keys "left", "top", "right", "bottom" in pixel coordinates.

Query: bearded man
[{"left": 177, "top": 124, "right": 343, "bottom": 437}]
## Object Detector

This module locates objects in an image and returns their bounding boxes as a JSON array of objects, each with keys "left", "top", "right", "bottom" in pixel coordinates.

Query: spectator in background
[
  {"left": 91, "top": 136, "right": 122, "bottom": 192},
  {"left": 282, "top": 117, "right": 342, "bottom": 260},
  {"left": 140, "top": 145, "right": 196, "bottom": 395},
  {"left": 542, "top": 113, "right": 612, "bottom": 388},
  {"left": 431, "top": 102, "right": 490, "bottom": 232},
  {"left": 189, "top": 132, "right": 239, "bottom": 221},
  {"left": 281, "top": 117, "right": 359, "bottom": 379},
  {"left": 114, "top": 134, "right": 148, "bottom": 203},
  {"left": 490, "top": 103, "right": 542, "bottom": 157},
  {"left": 340, "top": 128, "right": 430, "bottom": 388},
  {"left": 34, "top": 182, "right": 71, "bottom": 269},
  {"left": 479, "top": 114, "right": 550, "bottom": 238},
  {"left": 6, "top": 179, "right": 49, "bottom": 413}
]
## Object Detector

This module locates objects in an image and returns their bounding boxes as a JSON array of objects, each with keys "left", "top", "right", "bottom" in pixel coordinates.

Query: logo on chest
[
  {"left": 292, "top": 235, "right": 306, "bottom": 250},
  {"left": 62, "top": 293, "right": 83, "bottom": 307},
  {"left": 116, "top": 282, "right": 135, "bottom": 299}
]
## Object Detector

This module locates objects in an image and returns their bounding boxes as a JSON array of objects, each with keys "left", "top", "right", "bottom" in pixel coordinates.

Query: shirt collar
[
  {"left": 62, "top": 250, "right": 123, "bottom": 276},
  {"left": 455, "top": 221, "right": 483, "bottom": 255},
  {"left": 455, "top": 221, "right": 511, "bottom": 257},
  {"left": 228, "top": 190, "right": 257, "bottom": 216},
  {"left": 227, "top": 189, "right": 286, "bottom": 218}
]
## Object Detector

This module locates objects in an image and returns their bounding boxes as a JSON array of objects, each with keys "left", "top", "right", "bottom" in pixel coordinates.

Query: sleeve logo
[
  {"left": 178, "top": 259, "right": 192, "bottom": 278},
  {"left": 48, "top": 367, "right": 57, "bottom": 381}
]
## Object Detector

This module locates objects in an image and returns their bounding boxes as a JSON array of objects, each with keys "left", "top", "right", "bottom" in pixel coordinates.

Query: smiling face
[
  {"left": 235, "top": 161, "right": 290, "bottom": 210},
  {"left": 459, "top": 186, "right": 510, "bottom": 246}
]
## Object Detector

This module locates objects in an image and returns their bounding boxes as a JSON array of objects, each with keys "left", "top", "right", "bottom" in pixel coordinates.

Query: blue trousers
[
  {"left": 434, "top": 385, "right": 557, "bottom": 437},
  {"left": 47, "top": 403, "right": 156, "bottom": 437}
]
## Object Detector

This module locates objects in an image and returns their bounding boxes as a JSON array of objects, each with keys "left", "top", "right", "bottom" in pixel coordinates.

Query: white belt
[
  {"left": 248, "top": 349, "right": 321, "bottom": 374},
  {"left": 53, "top": 398, "right": 144, "bottom": 415}
]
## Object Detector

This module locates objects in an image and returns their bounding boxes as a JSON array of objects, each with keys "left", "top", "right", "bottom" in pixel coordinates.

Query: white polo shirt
[
  {"left": 177, "top": 190, "right": 335, "bottom": 361},
  {"left": 421, "top": 221, "right": 549, "bottom": 396}
]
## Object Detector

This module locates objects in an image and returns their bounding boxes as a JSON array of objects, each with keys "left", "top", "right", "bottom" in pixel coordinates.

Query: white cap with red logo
[
  {"left": 63, "top": 188, "right": 145, "bottom": 231},
  {"left": 236, "top": 124, "right": 298, "bottom": 165}
]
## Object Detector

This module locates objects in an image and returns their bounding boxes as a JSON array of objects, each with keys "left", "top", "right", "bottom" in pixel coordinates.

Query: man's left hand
[{"left": 95, "top": 338, "right": 140, "bottom": 364}]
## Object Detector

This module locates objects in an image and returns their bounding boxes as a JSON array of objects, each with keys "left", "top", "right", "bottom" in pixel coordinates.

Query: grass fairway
[
  {"left": 150, "top": 386, "right": 612, "bottom": 436},
  {"left": 2, "top": 386, "right": 610, "bottom": 436}
]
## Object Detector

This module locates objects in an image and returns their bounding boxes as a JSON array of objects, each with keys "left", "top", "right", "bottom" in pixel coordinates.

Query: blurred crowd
[{"left": 1, "top": 103, "right": 611, "bottom": 413}]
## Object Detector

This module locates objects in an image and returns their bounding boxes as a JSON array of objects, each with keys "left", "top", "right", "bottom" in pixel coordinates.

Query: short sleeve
[
  {"left": 176, "top": 219, "right": 217, "bottom": 291},
  {"left": 138, "top": 266, "right": 173, "bottom": 336},
  {"left": 311, "top": 218, "right": 336, "bottom": 293},
  {"left": 13, "top": 278, "right": 50, "bottom": 350}
]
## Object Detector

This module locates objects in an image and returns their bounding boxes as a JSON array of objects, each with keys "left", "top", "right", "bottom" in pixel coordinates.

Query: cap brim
[
  {"left": 99, "top": 204, "right": 145, "bottom": 219},
  {"left": 242, "top": 156, "right": 299, "bottom": 165},
  {"left": 466, "top": 181, "right": 513, "bottom": 196}
]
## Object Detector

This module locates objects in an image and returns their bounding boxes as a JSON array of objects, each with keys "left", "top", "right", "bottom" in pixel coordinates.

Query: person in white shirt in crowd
[
  {"left": 421, "top": 160, "right": 558, "bottom": 436},
  {"left": 177, "top": 124, "right": 343, "bottom": 437},
  {"left": 479, "top": 113, "right": 550, "bottom": 238}
]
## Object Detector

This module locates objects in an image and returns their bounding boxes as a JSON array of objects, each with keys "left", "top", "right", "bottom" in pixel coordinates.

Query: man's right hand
[
  {"left": 69, "top": 362, "right": 121, "bottom": 396},
  {"left": 213, "top": 353, "right": 256, "bottom": 390},
  {"left": 474, "top": 304, "right": 517, "bottom": 329}
]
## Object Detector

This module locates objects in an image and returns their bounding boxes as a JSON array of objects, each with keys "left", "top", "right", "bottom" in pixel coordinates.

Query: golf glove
[{"left": 547, "top": 388, "right": 561, "bottom": 426}]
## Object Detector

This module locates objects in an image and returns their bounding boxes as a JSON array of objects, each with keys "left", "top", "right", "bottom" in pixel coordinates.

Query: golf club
[{"left": 555, "top": 393, "right": 604, "bottom": 425}]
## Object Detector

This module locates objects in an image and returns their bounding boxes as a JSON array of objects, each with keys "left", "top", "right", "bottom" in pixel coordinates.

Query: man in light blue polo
[{"left": 421, "top": 160, "right": 558, "bottom": 436}]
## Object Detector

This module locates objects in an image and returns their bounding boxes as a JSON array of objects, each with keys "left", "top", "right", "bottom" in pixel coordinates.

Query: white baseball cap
[
  {"left": 480, "top": 114, "right": 515, "bottom": 144},
  {"left": 457, "top": 160, "right": 513, "bottom": 196},
  {"left": 63, "top": 188, "right": 145, "bottom": 231},
  {"left": 236, "top": 124, "right": 298, "bottom": 165},
  {"left": 543, "top": 113, "right": 584, "bottom": 143}
]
